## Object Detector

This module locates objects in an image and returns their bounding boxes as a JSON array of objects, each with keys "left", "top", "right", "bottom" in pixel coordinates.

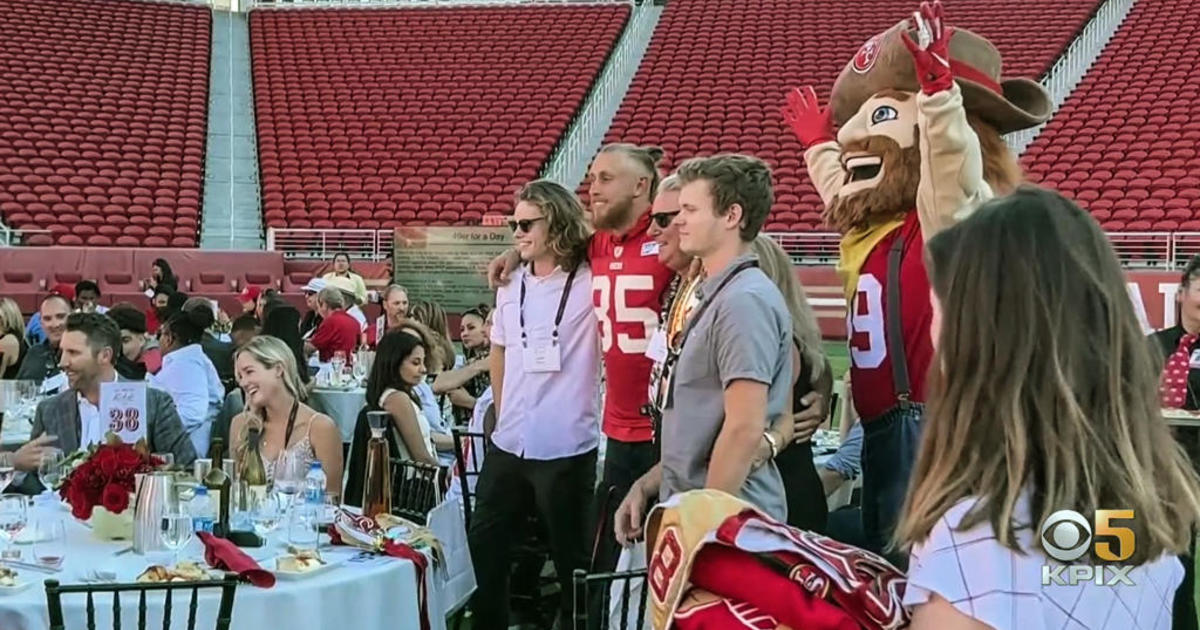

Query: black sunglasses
[
  {"left": 650, "top": 211, "right": 680, "bottom": 229},
  {"left": 507, "top": 216, "right": 546, "bottom": 233}
]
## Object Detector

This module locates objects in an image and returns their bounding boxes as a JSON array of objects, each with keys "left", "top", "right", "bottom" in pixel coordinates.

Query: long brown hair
[
  {"left": 515, "top": 180, "right": 591, "bottom": 272},
  {"left": 750, "top": 235, "right": 825, "bottom": 383},
  {"left": 895, "top": 186, "right": 1200, "bottom": 564}
]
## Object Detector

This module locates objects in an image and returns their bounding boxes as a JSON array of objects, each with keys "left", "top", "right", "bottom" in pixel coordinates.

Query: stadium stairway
[{"left": 201, "top": 10, "right": 262, "bottom": 250}]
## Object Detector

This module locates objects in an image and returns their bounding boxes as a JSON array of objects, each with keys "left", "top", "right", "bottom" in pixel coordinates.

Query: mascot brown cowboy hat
[{"left": 831, "top": 17, "right": 1052, "bottom": 134}]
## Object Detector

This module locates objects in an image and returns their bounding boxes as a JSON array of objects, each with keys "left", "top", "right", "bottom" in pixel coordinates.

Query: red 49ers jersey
[
  {"left": 589, "top": 212, "right": 676, "bottom": 442},
  {"left": 847, "top": 211, "right": 934, "bottom": 421}
]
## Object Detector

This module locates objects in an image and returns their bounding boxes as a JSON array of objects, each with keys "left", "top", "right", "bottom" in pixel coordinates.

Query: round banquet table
[
  {"left": 309, "top": 387, "right": 367, "bottom": 443},
  {"left": 0, "top": 504, "right": 454, "bottom": 630}
]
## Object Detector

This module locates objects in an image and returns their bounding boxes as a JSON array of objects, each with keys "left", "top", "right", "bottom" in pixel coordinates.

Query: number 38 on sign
[{"left": 100, "top": 382, "right": 149, "bottom": 444}]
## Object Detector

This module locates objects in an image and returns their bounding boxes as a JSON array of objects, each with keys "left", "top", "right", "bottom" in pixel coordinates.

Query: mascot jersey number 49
[{"left": 782, "top": 1, "right": 1051, "bottom": 559}]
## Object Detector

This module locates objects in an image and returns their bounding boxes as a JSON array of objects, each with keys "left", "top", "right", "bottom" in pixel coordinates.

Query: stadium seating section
[
  {"left": 251, "top": 5, "right": 629, "bottom": 230},
  {"left": 599, "top": 0, "right": 1103, "bottom": 231},
  {"left": 1022, "top": 0, "right": 1200, "bottom": 231},
  {"left": 0, "top": 0, "right": 210, "bottom": 247}
]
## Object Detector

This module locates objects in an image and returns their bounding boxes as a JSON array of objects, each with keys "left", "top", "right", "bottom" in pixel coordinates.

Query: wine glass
[
  {"left": 351, "top": 357, "right": 368, "bottom": 386},
  {"left": 0, "top": 465, "right": 16, "bottom": 494},
  {"left": 250, "top": 493, "right": 282, "bottom": 539},
  {"left": 331, "top": 351, "right": 346, "bottom": 386},
  {"left": 32, "top": 518, "right": 65, "bottom": 569},
  {"left": 38, "top": 448, "right": 64, "bottom": 496},
  {"left": 272, "top": 451, "right": 305, "bottom": 510},
  {"left": 160, "top": 513, "right": 193, "bottom": 566},
  {"left": 0, "top": 495, "right": 28, "bottom": 560}
]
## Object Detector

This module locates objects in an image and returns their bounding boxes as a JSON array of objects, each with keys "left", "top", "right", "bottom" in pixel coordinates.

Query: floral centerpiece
[{"left": 56, "top": 435, "right": 162, "bottom": 539}]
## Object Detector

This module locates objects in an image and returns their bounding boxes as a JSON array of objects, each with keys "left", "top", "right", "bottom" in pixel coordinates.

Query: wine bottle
[
  {"left": 203, "top": 437, "right": 232, "bottom": 537},
  {"left": 240, "top": 430, "right": 269, "bottom": 509}
]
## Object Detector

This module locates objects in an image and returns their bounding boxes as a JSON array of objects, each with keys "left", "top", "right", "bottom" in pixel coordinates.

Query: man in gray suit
[{"left": 17, "top": 313, "right": 196, "bottom": 493}]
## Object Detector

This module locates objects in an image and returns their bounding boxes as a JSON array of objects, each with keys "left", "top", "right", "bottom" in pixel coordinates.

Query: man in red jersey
[
  {"left": 781, "top": 1, "right": 1049, "bottom": 565},
  {"left": 489, "top": 143, "right": 676, "bottom": 574}
]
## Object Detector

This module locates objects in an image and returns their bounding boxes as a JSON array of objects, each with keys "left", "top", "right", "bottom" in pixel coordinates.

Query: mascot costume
[{"left": 781, "top": 1, "right": 1051, "bottom": 562}]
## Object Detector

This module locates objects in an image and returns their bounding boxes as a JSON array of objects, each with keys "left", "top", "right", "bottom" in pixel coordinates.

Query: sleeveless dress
[
  {"left": 262, "top": 418, "right": 317, "bottom": 487},
  {"left": 381, "top": 387, "right": 436, "bottom": 461},
  {"left": 773, "top": 339, "right": 829, "bottom": 533}
]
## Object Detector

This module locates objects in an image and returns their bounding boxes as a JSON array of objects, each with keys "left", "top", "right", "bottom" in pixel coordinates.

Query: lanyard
[
  {"left": 664, "top": 259, "right": 758, "bottom": 409},
  {"left": 675, "top": 259, "right": 758, "bottom": 353},
  {"left": 519, "top": 265, "right": 578, "bottom": 347}
]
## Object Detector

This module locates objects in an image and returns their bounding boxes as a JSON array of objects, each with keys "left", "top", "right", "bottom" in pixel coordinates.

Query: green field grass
[{"left": 824, "top": 340, "right": 849, "bottom": 381}]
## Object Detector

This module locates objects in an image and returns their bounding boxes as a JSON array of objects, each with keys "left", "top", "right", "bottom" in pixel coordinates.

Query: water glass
[
  {"left": 32, "top": 519, "right": 65, "bottom": 568},
  {"left": 0, "top": 495, "right": 28, "bottom": 560},
  {"left": 38, "top": 448, "right": 64, "bottom": 495},
  {"left": 250, "top": 493, "right": 283, "bottom": 539},
  {"left": 160, "top": 513, "right": 194, "bottom": 565},
  {"left": 287, "top": 504, "right": 319, "bottom": 552}
]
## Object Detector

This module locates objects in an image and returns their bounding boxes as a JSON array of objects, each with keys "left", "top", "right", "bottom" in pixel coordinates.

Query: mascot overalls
[{"left": 781, "top": 1, "right": 1051, "bottom": 562}]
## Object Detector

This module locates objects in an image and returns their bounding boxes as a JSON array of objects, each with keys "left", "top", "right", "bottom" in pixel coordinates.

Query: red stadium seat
[
  {"left": 1022, "top": 0, "right": 1200, "bottom": 229},
  {"left": 250, "top": 4, "right": 629, "bottom": 229},
  {"left": 0, "top": 0, "right": 210, "bottom": 247}
]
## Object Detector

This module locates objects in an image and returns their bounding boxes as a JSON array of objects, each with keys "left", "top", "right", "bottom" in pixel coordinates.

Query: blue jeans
[{"left": 860, "top": 403, "right": 924, "bottom": 569}]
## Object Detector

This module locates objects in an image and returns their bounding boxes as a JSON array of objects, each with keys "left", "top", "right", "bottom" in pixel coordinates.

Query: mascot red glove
[
  {"left": 901, "top": 1, "right": 954, "bottom": 95},
  {"left": 781, "top": 86, "right": 835, "bottom": 149}
]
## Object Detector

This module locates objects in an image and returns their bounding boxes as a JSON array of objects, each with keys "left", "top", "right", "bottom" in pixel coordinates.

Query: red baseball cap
[
  {"left": 50, "top": 283, "right": 76, "bottom": 302},
  {"left": 239, "top": 286, "right": 261, "bottom": 303}
]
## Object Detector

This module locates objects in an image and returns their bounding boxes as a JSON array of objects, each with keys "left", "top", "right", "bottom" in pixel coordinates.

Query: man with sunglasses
[{"left": 490, "top": 143, "right": 678, "bottom": 577}]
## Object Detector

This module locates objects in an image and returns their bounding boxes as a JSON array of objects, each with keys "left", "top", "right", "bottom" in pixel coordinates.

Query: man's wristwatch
[{"left": 762, "top": 431, "right": 780, "bottom": 459}]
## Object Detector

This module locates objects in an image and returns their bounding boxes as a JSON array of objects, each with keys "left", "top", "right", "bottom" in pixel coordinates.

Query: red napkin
[
  {"left": 197, "top": 532, "right": 276, "bottom": 588},
  {"left": 327, "top": 523, "right": 431, "bottom": 630}
]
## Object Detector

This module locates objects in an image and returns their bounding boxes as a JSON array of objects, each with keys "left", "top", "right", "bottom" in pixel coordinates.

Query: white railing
[
  {"left": 1006, "top": 0, "right": 1135, "bottom": 154},
  {"left": 764, "top": 231, "right": 1200, "bottom": 270},
  {"left": 251, "top": 0, "right": 629, "bottom": 8},
  {"left": 266, "top": 228, "right": 394, "bottom": 260},
  {"left": 541, "top": 0, "right": 659, "bottom": 189}
]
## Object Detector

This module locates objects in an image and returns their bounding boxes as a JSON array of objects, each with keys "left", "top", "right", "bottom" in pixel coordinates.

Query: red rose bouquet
[{"left": 57, "top": 437, "right": 162, "bottom": 520}]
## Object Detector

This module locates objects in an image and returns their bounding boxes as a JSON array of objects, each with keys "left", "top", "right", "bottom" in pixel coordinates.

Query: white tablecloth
[
  {"left": 0, "top": 501, "right": 472, "bottom": 630},
  {"left": 309, "top": 388, "right": 367, "bottom": 443}
]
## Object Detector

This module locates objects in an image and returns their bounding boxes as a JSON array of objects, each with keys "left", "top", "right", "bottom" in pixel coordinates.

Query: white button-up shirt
[
  {"left": 490, "top": 263, "right": 600, "bottom": 460},
  {"left": 150, "top": 343, "right": 222, "bottom": 455},
  {"left": 78, "top": 374, "right": 118, "bottom": 449}
]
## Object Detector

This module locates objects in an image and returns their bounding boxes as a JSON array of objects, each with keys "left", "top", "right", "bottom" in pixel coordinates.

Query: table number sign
[{"left": 100, "top": 382, "right": 148, "bottom": 444}]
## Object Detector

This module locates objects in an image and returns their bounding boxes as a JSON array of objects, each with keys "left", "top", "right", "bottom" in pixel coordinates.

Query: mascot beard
[{"left": 824, "top": 100, "right": 1023, "bottom": 235}]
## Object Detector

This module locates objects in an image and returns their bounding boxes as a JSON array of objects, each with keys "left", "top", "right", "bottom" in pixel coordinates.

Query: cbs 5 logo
[{"left": 1040, "top": 509, "right": 1135, "bottom": 562}]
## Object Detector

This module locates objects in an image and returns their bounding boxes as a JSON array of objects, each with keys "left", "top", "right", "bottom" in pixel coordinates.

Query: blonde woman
[
  {"left": 896, "top": 187, "right": 1200, "bottom": 628},
  {"left": 231, "top": 336, "right": 343, "bottom": 498},
  {"left": 0, "top": 298, "right": 26, "bottom": 379},
  {"left": 409, "top": 299, "right": 457, "bottom": 373},
  {"left": 750, "top": 235, "right": 833, "bottom": 533}
]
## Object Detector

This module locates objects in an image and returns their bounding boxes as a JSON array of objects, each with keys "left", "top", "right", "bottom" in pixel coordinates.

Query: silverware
[
  {"left": 2, "top": 559, "right": 62, "bottom": 574},
  {"left": 113, "top": 546, "right": 133, "bottom": 556}
]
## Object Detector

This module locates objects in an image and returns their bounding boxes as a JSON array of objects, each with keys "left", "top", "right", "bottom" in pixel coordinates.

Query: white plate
[
  {"left": 272, "top": 556, "right": 340, "bottom": 581},
  {"left": 0, "top": 581, "right": 32, "bottom": 595}
]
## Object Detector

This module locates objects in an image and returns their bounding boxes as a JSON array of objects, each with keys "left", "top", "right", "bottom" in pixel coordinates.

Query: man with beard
[
  {"left": 490, "top": 143, "right": 677, "bottom": 575},
  {"left": 16, "top": 313, "right": 195, "bottom": 493},
  {"left": 16, "top": 293, "right": 72, "bottom": 387},
  {"left": 781, "top": 0, "right": 1049, "bottom": 564}
]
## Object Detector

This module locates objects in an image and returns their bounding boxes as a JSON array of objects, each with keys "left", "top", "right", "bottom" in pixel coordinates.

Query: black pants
[
  {"left": 1175, "top": 542, "right": 1197, "bottom": 630},
  {"left": 591, "top": 438, "right": 659, "bottom": 574},
  {"left": 468, "top": 444, "right": 597, "bottom": 630},
  {"left": 861, "top": 403, "right": 924, "bottom": 570},
  {"left": 775, "top": 440, "right": 828, "bottom": 533}
]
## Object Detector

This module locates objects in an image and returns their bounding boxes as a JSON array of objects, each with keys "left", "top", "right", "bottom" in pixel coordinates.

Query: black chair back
[
  {"left": 390, "top": 457, "right": 440, "bottom": 524},
  {"left": 44, "top": 574, "right": 239, "bottom": 630},
  {"left": 449, "top": 428, "right": 486, "bottom": 529},
  {"left": 571, "top": 568, "right": 648, "bottom": 630}
]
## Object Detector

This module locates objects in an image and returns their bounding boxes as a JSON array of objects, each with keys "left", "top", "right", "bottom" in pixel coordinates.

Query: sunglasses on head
[
  {"left": 650, "top": 211, "right": 680, "bottom": 229},
  {"left": 507, "top": 216, "right": 546, "bottom": 233}
]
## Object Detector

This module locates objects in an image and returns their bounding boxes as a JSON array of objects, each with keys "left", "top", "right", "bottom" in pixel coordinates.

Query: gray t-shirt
[{"left": 660, "top": 253, "right": 791, "bottom": 521}]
